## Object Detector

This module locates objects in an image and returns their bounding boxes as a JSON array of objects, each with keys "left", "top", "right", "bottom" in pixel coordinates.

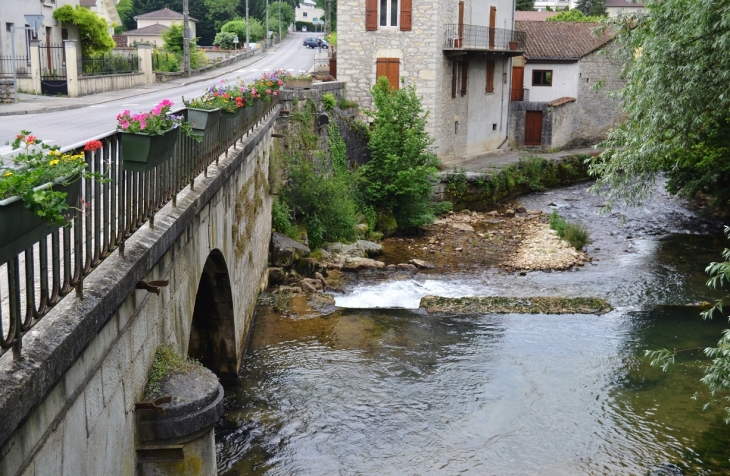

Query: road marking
[
  {"left": 249, "top": 69, "right": 258, "bottom": 72},
  {"left": 89, "top": 105, "right": 106, "bottom": 108}
]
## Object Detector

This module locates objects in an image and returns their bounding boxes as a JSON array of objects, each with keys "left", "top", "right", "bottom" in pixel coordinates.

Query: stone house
[
  {"left": 337, "top": 0, "right": 525, "bottom": 165},
  {"left": 0, "top": 0, "right": 81, "bottom": 59},
  {"left": 122, "top": 7, "right": 197, "bottom": 47},
  {"left": 508, "top": 20, "right": 626, "bottom": 150}
]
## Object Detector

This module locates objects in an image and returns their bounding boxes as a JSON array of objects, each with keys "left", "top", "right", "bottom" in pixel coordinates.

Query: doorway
[{"left": 525, "top": 110, "right": 543, "bottom": 146}]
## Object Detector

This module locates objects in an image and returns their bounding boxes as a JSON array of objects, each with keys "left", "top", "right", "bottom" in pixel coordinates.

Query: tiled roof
[
  {"left": 547, "top": 97, "right": 576, "bottom": 107},
  {"left": 134, "top": 7, "right": 198, "bottom": 22},
  {"left": 514, "top": 11, "right": 559, "bottom": 21},
  {"left": 515, "top": 21, "right": 614, "bottom": 60},
  {"left": 122, "top": 24, "right": 170, "bottom": 36},
  {"left": 605, "top": 0, "right": 644, "bottom": 6}
]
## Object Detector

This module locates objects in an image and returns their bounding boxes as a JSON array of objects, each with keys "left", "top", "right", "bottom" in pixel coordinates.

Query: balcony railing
[
  {"left": 511, "top": 87, "right": 529, "bottom": 102},
  {"left": 0, "top": 98, "right": 279, "bottom": 359},
  {"left": 443, "top": 24, "right": 526, "bottom": 52}
]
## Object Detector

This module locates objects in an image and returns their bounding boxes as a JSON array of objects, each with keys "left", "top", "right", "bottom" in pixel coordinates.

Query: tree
[
  {"left": 516, "top": 0, "right": 536, "bottom": 11},
  {"left": 53, "top": 5, "right": 115, "bottom": 56},
  {"left": 587, "top": 0, "right": 730, "bottom": 210},
  {"left": 547, "top": 8, "right": 604, "bottom": 22},
  {"left": 204, "top": 0, "right": 238, "bottom": 32},
  {"left": 575, "top": 0, "right": 607, "bottom": 16},
  {"left": 116, "top": 0, "right": 133, "bottom": 31},
  {"left": 362, "top": 77, "right": 444, "bottom": 231},
  {"left": 269, "top": 2, "right": 295, "bottom": 28},
  {"left": 221, "top": 18, "right": 265, "bottom": 43}
]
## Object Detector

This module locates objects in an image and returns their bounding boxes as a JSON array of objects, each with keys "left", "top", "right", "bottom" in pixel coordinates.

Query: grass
[
  {"left": 145, "top": 345, "right": 202, "bottom": 399},
  {"left": 550, "top": 210, "right": 590, "bottom": 250}
]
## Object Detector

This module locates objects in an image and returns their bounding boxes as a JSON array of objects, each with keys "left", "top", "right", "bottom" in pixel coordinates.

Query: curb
[{"left": 0, "top": 40, "right": 290, "bottom": 117}]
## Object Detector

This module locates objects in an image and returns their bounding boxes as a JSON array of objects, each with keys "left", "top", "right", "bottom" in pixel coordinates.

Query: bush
[
  {"left": 550, "top": 210, "right": 590, "bottom": 249},
  {"left": 213, "top": 31, "right": 237, "bottom": 50},
  {"left": 222, "top": 18, "right": 265, "bottom": 43},
  {"left": 363, "top": 77, "right": 442, "bottom": 230},
  {"left": 322, "top": 92, "right": 336, "bottom": 111},
  {"left": 272, "top": 196, "right": 296, "bottom": 238}
]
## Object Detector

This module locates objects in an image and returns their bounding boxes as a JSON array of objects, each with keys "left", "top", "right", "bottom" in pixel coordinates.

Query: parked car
[{"left": 303, "top": 37, "right": 329, "bottom": 49}]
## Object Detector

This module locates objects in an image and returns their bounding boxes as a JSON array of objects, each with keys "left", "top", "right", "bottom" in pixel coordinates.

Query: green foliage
[
  {"left": 269, "top": 2, "right": 295, "bottom": 26},
  {"left": 322, "top": 92, "right": 336, "bottom": 111},
  {"left": 337, "top": 98, "right": 359, "bottom": 109},
  {"left": 575, "top": 0, "right": 607, "bottom": 16},
  {"left": 222, "top": 18, "right": 265, "bottom": 43},
  {"left": 547, "top": 8, "right": 605, "bottom": 22},
  {"left": 204, "top": 0, "right": 238, "bottom": 32},
  {"left": 116, "top": 0, "right": 133, "bottom": 30},
  {"left": 585, "top": 0, "right": 730, "bottom": 209},
  {"left": 283, "top": 160, "right": 358, "bottom": 249},
  {"left": 516, "top": 0, "right": 536, "bottom": 11},
  {"left": 159, "top": 25, "right": 206, "bottom": 69},
  {"left": 272, "top": 196, "right": 296, "bottom": 238},
  {"left": 363, "top": 77, "right": 441, "bottom": 230},
  {"left": 549, "top": 210, "right": 590, "bottom": 249},
  {"left": 328, "top": 122, "right": 347, "bottom": 175},
  {"left": 145, "top": 345, "right": 201, "bottom": 399},
  {"left": 213, "top": 31, "right": 238, "bottom": 50},
  {"left": 446, "top": 169, "right": 469, "bottom": 198},
  {"left": 53, "top": 5, "right": 115, "bottom": 56},
  {"left": 152, "top": 50, "right": 179, "bottom": 72}
]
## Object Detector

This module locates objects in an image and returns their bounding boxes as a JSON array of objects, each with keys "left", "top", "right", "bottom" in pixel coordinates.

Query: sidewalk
[
  {"left": 442, "top": 147, "right": 599, "bottom": 173},
  {"left": 0, "top": 39, "right": 290, "bottom": 117}
]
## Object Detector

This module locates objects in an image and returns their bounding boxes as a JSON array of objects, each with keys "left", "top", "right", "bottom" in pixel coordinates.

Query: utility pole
[
  {"left": 245, "top": 0, "right": 250, "bottom": 49},
  {"left": 266, "top": 0, "right": 269, "bottom": 47},
  {"left": 183, "top": 0, "right": 190, "bottom": 76},
  {"left": 278, "top": 1, "right": 282, "bottom": 41},
  {"left": 327, "top": 0, "right": 331, "bottom": 36}
]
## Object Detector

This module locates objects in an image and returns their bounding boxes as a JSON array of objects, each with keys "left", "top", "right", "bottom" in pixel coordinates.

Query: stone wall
[
  {"left": 0, "top": 79, "right": 14, "bottom": 104},
  {"left": 0, "top": 109, "right": 279, "bottom": 476}
]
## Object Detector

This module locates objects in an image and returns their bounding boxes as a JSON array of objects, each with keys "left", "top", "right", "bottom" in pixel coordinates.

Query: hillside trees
[
  {"left": 575, "top": 0, "right": 607, "bottom": 16},
  {"left": 516, "top": 0, "right": 536, "bottom": 11}
]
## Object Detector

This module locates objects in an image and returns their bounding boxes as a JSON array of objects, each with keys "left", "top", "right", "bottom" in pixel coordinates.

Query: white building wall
[
  {"left": 524, "top": 61, "right": 579, "bottom": 102},
  {"left": 295, "top": 6, "right": 325, "bottom": 22},
  {"left": 465, "top": 57, "right": 510, "bottom": 156},
  {"left": 606, "top": 6, "right": 646, "bottom": 16},
  {"left": 533, "top": 0, "right": 576, "bottom": 11},
  {"left": 0, "top": 0, "right": 80, "bottom": 57},
  {"left": 136, "top": 19, "right": 196, "bottom": 38}
]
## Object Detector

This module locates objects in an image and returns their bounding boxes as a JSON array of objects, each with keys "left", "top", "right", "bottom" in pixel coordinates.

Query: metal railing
[
  {"left": 443, "top": 24, "right": 526, "bottom": 52},
  {"left": 0, "top": 55, "right": 31, "bottom": 78},
  {"left": 153, "top": 51, "right": 178, "bottom": 72},
  {"left": 511, "top": 87, "right": 529, "bottom": 102},
  {"left": 0, "top": 98, "right": 279, "bottom": 359},
  {"left": 81, "top": 54, "right": 139, "bottom": 76}
]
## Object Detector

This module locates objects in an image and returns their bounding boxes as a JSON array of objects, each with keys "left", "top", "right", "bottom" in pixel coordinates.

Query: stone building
[
  {"left": 337, "top": 0, "right": 525, "bottom": 165},
  {"left": 508, "top": 20, "right": 626, "bottom": 150},
  {"left": 0, "top": 0, "right": 81, "bottom": 58}
]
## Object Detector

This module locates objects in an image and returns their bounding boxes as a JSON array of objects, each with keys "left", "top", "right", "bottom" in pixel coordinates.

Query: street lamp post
[{"left": 266, "top": 0, "right": 269, "bottom": 47}]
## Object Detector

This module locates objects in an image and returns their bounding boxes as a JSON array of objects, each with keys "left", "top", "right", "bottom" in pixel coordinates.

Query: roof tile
[
  {"left": 514, "top": 11, "right": 559, "bottom": 22},
  {"left": 122, "top": 24, "right": 170, "bottom": 36},
  {"left": 134, "top": 7, "right": 198, "bottom": 22},
  {"left": 516, "top": 21, "right": 614, "bottom": 60}
]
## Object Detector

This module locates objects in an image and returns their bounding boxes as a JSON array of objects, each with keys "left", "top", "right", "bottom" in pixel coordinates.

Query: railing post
[
  {"left": 29, "top": 40, "right": 41, "bottom": 95},
  {"left": 64, "top": 40, "right": 79, "bottom": 98},
  {"left": 9, "top": 256, "right": 22, "bottom": 360}
]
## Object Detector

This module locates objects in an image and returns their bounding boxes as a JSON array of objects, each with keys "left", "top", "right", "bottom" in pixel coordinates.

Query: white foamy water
[{"left": 334, "top": 279, "right": 488, "bottom": 309}]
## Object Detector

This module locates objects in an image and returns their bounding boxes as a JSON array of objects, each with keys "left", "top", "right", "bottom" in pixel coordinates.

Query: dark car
[{"left": 303, "top": 37, "right": 329, "bottom": 49}]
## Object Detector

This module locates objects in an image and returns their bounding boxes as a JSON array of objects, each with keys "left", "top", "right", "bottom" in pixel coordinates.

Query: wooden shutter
[
  {"left": 366, "top": 0, "right": 378, "bottom": 31},
  {"left": 376, "top": 58, "right": 400, "bottom": 89},
  {"left": 461, "top": 60, "right": 469, "bottom": 96},
  {"left": 400, "top": 0, "right": 412, "bottom": 31},
  {"left": 489, "top": 6, "right": 496, "bottom": 49},
  {"left": 486, "top": 61, "right": 495, "bottom": 93}
]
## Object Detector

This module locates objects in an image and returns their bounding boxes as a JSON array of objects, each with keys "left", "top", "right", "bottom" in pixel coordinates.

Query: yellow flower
[
  {"left": 72, "top": 154, "right": 84, "bottom": 161},
  {"left": 49, "top": 159, "right": 60, "bottom": 166},
  {"left": 48, "top": 150, "right": 61, "bottom": 156},
  {"left": 3, "top": 171, "right": 13, "bottom": 177}
]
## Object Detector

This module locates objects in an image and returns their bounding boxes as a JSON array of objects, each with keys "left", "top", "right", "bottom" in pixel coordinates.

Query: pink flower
[
  {"left": 151, "top": 105, "right": 162, "bottom": 115},
  {"left": 278, "top": 80, "right": 284, "bottom": 86},
  {"left": 121, "top": 121, "right": 130, "bottom": 129},
  {"left": 273, "top": 91, "right": 278, "bottom": 96},
  {"left": 266, "top": 89, "right": 271, "bottom": 94}
]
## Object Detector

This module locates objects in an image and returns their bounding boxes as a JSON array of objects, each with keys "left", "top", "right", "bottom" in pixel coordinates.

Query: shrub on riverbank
[{"left": 550, "top": 210, "right": 590, "bottom": 249}]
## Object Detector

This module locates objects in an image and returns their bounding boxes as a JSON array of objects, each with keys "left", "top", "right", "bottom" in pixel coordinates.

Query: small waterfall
[{"left": 334, "top": 279, "right": 488, "bottom": 309}]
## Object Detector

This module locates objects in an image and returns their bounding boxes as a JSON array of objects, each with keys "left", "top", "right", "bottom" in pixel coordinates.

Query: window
[
  {"left": 532, "top": 70, "right": 552, "bottom": 86},
  {"left": 379, "top": 0, "right": 399, "bottom": 27},
  {"left": 376, "top": 57, "right": 399, "bottom": 90},
  {"left": 486, "top": 61, "right": 495, "bottom": 93},
  {"left": 6, "top": 23, "right": 13, "bottom": 33},
  {"left": 303, "top": 11, "right": 308, "bottom": 17}
]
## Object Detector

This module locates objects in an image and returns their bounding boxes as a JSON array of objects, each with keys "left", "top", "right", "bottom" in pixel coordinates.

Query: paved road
[{"left": 0, "top": 32, "right": 319, "bottom": 155}]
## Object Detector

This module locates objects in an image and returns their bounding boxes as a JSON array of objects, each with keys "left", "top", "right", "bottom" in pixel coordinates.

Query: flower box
[
  {"left": 187, "top": 108, "right": 222, "bottom": 136},
  {"left": 120, "top": 127, "right": 180, "bottom": 172},
  {"left": 509, "top": 41, "right": 519, "bottom": 51},
  {"left": 284, "top": 78, "right": 313, "bottom": 89},
  {"left": 221, "top": 107, "right": 243, "bottom": 119},
  {"left": 0, "top": 178, "right": 81, "bottom": 265}
]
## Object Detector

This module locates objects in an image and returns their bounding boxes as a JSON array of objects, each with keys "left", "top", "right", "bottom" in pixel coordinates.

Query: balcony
[{"left": 443, "top": 24, "right": 526, "bottom": 58}]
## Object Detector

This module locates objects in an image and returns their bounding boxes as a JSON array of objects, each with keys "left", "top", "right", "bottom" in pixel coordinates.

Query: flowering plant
[
  {"left": 193, "top": 80, "right": 252, "bottom": 114},
  {"left": 116, "top": 99, "right": 199, "bottom": 140},
  {"left": 0, "top": 132, "right": 109, "bottom": 227}
]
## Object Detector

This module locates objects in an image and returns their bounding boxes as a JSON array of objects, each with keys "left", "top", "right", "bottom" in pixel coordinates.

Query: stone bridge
[{"left": 0, "top": 105, "right": 278, "bottom": 475}]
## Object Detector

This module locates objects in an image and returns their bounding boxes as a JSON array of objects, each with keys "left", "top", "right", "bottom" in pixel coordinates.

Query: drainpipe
[{"left": 505, "top": 8, "right": 516, "bottom": 146}]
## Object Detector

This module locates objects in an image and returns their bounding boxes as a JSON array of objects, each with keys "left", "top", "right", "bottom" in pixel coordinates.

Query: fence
[
  {"left": 0, "top": 56, "right": 31, "bottom": 78},
  {"left": 443, "top": 24, "right": 526, "bottom": 51},
  {"left": 80, "top": 54, "right": 139, "bottom": 76},
  {"left": 0, "top": 98, "right": 279, "bottom": 359},
  {"left": 153, "top": 51, "right": 179, "bottom": 72}
]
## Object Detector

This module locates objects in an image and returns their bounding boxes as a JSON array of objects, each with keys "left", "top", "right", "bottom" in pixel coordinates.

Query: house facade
[
  {"left": 509, "top": 21, "right": 626, "bottom": 149},
  {"left": 533, "top": 0, "right": 576, "bottom": 11},
  {"left": 605, "top": 0, "right": 646, "bottom": 17},
  {"left": 0, "top": 0, "right": 81, "bottom": 59},
  {"left": 122, "top": 7, "right": 197, "bottom": 47},
  {"left": 295, "top": 0, "right": 325, "bottom": 23},
  {"left": 337, "top": 0, "right": 524, "bottom": 165}
]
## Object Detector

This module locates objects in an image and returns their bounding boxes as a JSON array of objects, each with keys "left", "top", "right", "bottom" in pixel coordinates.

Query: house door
[
  {"left": 525, "top": 111, "right": 543, "bottom": 146},
  {"left": 511, "top": 66, "right": 524, "bottom": 101}
]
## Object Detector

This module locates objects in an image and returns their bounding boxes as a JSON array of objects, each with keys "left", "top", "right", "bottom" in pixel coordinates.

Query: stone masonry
[{"left": 0, "top": 80, "right": 14, "bottom": 104}]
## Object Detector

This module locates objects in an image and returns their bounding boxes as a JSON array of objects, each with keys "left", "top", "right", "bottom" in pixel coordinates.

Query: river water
[{"left": 216, "top": 183, "right": 730, "bottom": 475}]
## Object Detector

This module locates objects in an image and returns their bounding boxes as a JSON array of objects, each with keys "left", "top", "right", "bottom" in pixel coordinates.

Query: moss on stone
[{"left": 419, "top": 295, "right": 613, "bottom": 315}]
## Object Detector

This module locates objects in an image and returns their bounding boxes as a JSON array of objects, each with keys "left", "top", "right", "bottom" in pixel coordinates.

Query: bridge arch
[{"left": 188, "top": 249, "right": 239, "bottom": 378}]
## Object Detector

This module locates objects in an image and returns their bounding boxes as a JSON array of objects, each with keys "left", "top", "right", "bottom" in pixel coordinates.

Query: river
[{"left": 215, "top": 182, "right": 730, "bottom": 475}]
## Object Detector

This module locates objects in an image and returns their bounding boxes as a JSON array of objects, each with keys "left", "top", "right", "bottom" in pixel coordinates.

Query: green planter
[
  {"left": 188, "top": 108, "right": 221, "bottom": 136},
  {"left": 221, "top": 107, "right": 243, "bottom": 120},
  {"left": 0, "top": 178, "right": 81, "bottom": 265},
  {"left": 120, "top": 127, "right": 180, "bottom": 172}
]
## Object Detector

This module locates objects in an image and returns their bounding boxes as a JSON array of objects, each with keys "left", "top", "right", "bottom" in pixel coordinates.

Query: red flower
[
  {"left": 223, "top": 93, "right": 231, "bottom": 99},
  {"left": 235, "top": 97, "right": 244, "bottom": 107},
  {"left": 26, "top": 135, "right": 37, "bottom": 145},
  {"left": 16, "top": 134, "right": 25, "bottom": 140},
  {"left": 84, "top": 140, "right": 103, "bottom": 151}
]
